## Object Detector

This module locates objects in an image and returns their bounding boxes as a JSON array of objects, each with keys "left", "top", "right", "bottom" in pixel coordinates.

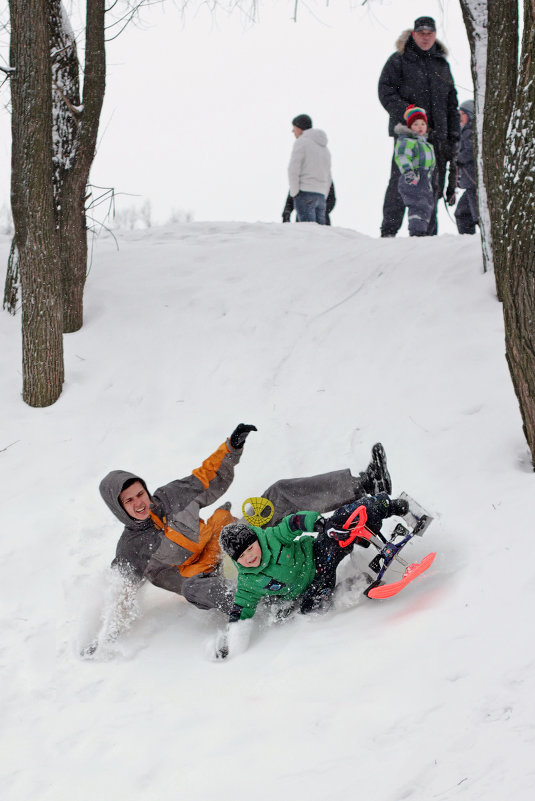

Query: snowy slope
[{"left": 1, "top": 222, "right": 533, "bottom": 801}]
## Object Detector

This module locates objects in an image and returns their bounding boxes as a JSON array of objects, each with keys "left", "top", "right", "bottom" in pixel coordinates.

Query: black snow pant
[
  {"left": 455, "top": 188, "right": 478, "bottom": 234},
  {"left": 298, "top": 492, "right": 393, "bottom": 613},
  {"left": 381, "top": 139, "right": 449, "bottom": 237},
  {"left": 299, "top": 530, "right": 353, "bottom": 614},
  {"left": 397, "top": 173, "right": 434, "bottom": 236}
]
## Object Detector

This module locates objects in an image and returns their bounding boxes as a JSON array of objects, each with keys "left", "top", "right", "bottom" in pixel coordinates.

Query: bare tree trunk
[
  {"left": 48, "top": 1, "right": 83, "bottom": 333},
  {"left": 483, "top": 0, "right": 518, "bottom": 300},
  {"left": 459, "top": 0, "right": 493, "bottom": 273},
  {"left": 59, "top": 0, "right": 106, "bottom": 333},
  {"left": 502, "top": 1, "right": 535, "bottom": 467},
  {"left": 9, "top": 0, "right": 64, "bottom": 406}
]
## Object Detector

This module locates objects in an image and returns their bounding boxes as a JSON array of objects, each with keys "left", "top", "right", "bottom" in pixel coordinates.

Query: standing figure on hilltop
[
  {"left": 378, "top": 15, "right": 460, "bottom": 237},
  {"left": 84, "top": 427, "right": 392, "bottom": 657},
  {"left": 394, "top": 105, "right": 436, "bottom": 237},
  {"left": 454, "top": 99, "right": 478, "bottom": 235},
  {"left": 287, "top": 113, "right": 332, "bottom": 225}
]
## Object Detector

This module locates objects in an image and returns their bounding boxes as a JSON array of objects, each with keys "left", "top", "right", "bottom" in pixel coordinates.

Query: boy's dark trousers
[
  {"left": 299, "top": 531, "right": 352, "bottom": 613},
  {"left": 381, "top": 142, "right": 448, "bottom": 236},
  {"left": 397, "top": 172, "right": 435, "bottom": 237},
  {"left": 298, "top": 493, "right": 393, "bottom": 613}
]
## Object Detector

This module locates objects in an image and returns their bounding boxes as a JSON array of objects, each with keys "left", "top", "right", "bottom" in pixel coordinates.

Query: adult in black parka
[{"left": 378, "top": 16, "right": 460, "bottom": 237}]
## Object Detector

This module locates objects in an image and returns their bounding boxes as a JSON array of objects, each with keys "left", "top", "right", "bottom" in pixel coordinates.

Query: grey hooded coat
[{"left": 99, "top": 441, "right": 242, "bottom": 598}]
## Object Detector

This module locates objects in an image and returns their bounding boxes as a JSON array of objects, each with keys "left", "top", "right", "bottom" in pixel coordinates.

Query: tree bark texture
[
  {"left": 57, "top": 0, "right": 106, "bottom": 333},
  {"left": 48, "top": 0, "right": 83, "bottom": 334},
  {"left": 3, "top": 237, "right": 19, "bottom": 314},
  {"left": 459, "top": 0, "right": 493, "bottom": 273},
  {"left": 502, "top": 0, "right": 535, "bottom": 467},
  {"left": 9, "top": 0, "right": 64, "bottom": 406},
  {"left": 484, "top": 0, "right": 518, "bottom": 300}
]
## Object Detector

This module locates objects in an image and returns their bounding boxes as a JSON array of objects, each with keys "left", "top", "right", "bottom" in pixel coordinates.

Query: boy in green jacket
[
  {"left": 394, "top": 104, "right": 436, "bottom": 236},
  {"left": 216, "top": 492, "right": 408, "bottom": 659}
]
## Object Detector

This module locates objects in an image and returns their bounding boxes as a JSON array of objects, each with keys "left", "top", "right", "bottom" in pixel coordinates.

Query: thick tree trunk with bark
[
  {"left": 9, "top": 0, "right": 64, "bottom": 406},
  {"left": 51, "top": 0, "right": 106, "bottom": 333},
  {"left": 502, "top": 1, "right": 535, "bottom": 466},
  {"left": 459, "top": 0, "right": 493, "bottom": 273},
  {"left": 483, "top": 0, "right": 518, "bottom": 300},
  {"left": 48, "top": 1, "right": 84, "bottom": 333},
  {"left": 461, "top": 0, "right": 535, "bottom": 467}
]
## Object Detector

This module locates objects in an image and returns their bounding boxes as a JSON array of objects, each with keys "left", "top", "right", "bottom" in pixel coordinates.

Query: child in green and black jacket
[
  {"left": 394, "top": 104, "right": 436, "bottom": 236},
  {"left": 216, "top": 493, "right": 408, "bottom": 658}
]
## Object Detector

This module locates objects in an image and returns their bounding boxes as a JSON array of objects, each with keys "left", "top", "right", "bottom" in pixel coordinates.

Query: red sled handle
[{"left": 337, "top": 504, "right": 373, "bottom": 548}]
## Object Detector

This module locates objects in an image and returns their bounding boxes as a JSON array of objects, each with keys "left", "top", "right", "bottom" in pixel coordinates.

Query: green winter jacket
[
  {"left": 231, "top": 511, "right": 321, "bottom": 620},
  {"left": 394, "top": 123, "right": 436, "bottom": 175}
]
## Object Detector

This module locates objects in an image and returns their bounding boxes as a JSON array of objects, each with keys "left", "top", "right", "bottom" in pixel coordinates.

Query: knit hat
[
  {"left": 459, "top": 99, "right": 475, "bottom": 117},
  {"left": 414, "top": 16, "right": 436, "bottom": 32},
  {"left": 404, "top": 104, "right": 428, "bottom": 128},
  {"left": 220, "top": 522, "right": 258, "bottom": 561},
  {"left": 292, "top": 114, "right": 312, "bottom": 131}
]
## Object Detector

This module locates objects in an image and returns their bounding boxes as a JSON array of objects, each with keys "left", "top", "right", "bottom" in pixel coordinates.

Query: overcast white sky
[{"left": 0, "top": 1, "right": 473, "bottom": 236}]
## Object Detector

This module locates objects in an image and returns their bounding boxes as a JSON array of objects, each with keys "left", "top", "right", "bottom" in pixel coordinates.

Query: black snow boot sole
[{"left": 371, "top": 442, "right": 392, "bottom": 495}]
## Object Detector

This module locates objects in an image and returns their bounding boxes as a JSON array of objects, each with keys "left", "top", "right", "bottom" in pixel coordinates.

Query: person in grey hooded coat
[{"left": 288, "top": 113, "right": 332, "bottom": 224}]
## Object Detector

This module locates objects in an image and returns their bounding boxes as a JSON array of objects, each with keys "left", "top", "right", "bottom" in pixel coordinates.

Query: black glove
[
  {"left": 80, "top": 640, "right": 98, "bottom": 658},
  {"left": 390, "top": 498, "right": 409, "bottom": 516},
  {"left": 445, "top": 163, "right": 458, "bottom": 205},
  {"left": 214, "top": 629, "right": 229, "bottom": 660},
  {"left": 229, "top": 423, "right": 257, "bottom": 449},
  {"left": 404, "top": 170, "right": 419, "bottom": 185},
  {"left": 215, "top": 639, "right": 229, "bottom": 660}
]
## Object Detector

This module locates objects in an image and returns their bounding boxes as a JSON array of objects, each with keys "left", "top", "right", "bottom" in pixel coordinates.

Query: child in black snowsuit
[{"left": 455, "top": 99, "right": 478, "bottom": 235}]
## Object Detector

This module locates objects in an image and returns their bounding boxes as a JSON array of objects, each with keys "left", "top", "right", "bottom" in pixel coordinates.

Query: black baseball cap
[{"left": 414, "top": 16, "right": 436, "bottom": 32}]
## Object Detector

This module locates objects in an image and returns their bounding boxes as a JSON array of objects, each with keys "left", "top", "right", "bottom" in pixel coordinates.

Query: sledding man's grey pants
[{"left": 262, "top": 469, "right": 360, "bottom": 524}]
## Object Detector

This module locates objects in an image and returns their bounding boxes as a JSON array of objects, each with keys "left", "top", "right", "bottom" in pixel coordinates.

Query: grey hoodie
[
  {"left": 288, "top": 128, "right": 332, "bottom": 198},
  {"left": 99, "top": 442, "right": 242, "bottom": 594}
]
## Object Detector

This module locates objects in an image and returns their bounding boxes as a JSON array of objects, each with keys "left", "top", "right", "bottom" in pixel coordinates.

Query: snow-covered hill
[{"left": 1, "top": 222, "right": 533, "bottom": 801}]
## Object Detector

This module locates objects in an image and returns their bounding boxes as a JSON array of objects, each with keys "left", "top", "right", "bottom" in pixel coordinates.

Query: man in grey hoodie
[{"left": 288, "top": 114, "right": 332, "bottom": 224}]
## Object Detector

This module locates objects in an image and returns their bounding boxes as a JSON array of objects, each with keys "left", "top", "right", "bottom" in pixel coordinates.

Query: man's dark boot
[{"left": 359, "top": 442, "right": 392, "bottom": 495}]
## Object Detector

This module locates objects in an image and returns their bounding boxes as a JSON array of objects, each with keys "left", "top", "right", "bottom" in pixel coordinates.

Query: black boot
[{"left": 358, "top": 442, "right": 392, "bottom": 495}]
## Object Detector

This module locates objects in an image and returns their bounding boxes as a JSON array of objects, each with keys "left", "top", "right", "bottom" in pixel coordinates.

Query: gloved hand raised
[
  {"left": 229, "top": 423, "right": 257, "bottom": 450},
  {"left": 404, "top": 170, "right": 419, "bottom": 185}
]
